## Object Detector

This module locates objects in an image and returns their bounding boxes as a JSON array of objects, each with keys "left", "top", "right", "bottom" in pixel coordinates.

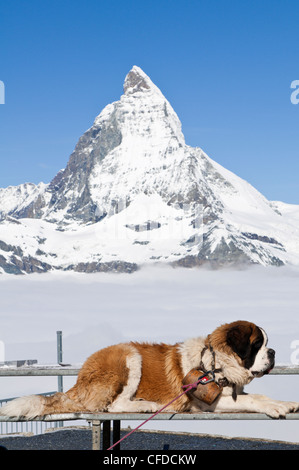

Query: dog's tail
[{"left": 0, "top": 392, "right": 86, "bottom": 419}]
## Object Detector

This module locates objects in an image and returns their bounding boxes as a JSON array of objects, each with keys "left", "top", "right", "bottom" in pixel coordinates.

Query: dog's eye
[{"left": 253, "top": 340, "right": 263, "bottom": 350}]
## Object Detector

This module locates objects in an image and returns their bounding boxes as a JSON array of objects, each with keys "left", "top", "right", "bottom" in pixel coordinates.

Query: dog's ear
[{"left": 226, "top": 324, "right": 252, "bottom": 360}]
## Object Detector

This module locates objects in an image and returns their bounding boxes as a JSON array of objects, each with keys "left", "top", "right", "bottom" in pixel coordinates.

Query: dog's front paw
[
  {"left": 284, "top": 401, "right": 299, "bottom": 413},
  {"left": 262, "top": 400, "right": 299, "bottom": 419}
]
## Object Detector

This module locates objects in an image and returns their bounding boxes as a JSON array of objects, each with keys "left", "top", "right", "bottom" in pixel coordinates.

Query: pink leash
[{"left": 107, "top": 376, "right": 207, "bottom": 450}]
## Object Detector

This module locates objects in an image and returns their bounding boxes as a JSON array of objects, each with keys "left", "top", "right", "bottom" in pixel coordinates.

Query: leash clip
[{"left": 197, "top": 370, "right": 215, "bottom": 385}]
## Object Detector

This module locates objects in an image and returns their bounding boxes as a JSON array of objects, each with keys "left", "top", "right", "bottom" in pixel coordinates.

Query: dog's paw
[
  {"left": 108, "top": 399, "right": 160, "bottom": 413},
  {"left": 283, "top": 401, "right": 299, "bottom": 413},
  {"left": 262, "top": 400, "right": 299, "bottom": 419},
  {"left": 132, "top": 400, "right": 160, "bottom": 413}
]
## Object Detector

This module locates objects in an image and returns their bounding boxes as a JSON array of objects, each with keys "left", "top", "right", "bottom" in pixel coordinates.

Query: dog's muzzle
[
  {"left": 252, "top": 348, "right": 275, "bottom": 377},
  {"left": 264, "top": 348, "right": 275, "bottom": 374}
]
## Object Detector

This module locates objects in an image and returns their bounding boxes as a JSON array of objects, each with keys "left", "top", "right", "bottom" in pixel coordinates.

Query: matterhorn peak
[
  {"left": 0, "top": 66, "right": 298, "bottom": 275},
  {"left": 124, "top": 65, "right": 161, "bottom": 95}
]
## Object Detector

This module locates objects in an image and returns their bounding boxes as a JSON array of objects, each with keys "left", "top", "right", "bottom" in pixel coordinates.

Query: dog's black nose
[{"left": 268, "top": 348, "right": 275, "bottom": 358}]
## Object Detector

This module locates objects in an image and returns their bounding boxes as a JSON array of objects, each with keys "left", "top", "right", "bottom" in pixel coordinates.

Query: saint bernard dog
[{"left": 1, "top": 320, "right": 299, "bottom": 419}]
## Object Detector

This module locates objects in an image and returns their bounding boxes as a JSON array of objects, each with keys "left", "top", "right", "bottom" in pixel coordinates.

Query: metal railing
[
  {"left": 0, "top": 392, "right": 58, "bottom": 435},
  {"left": 0, "top": 364, "right": 80, "bottom": 435}
]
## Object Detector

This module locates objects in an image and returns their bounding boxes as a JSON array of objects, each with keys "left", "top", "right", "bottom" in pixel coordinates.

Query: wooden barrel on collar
[{"left": 182, "top": 369, "right": 222, "bottom": 405}]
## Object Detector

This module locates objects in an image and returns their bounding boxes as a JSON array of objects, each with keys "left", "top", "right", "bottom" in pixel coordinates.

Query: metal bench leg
[
  {"left": 103, "top": 420, "right": 111, "bottom": 450},
  {"left": 113, "top": 420, "right": 121, "bottom": 450},
  {"left": 91, "top": 420, "right": 101, "bottom": 450}
]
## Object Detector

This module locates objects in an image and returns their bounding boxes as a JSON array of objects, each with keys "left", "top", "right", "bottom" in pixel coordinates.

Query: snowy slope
[
  {"left": 0, "top": 66, "right": 298, "bottom": 274},
  {"left": 0, "top": 182, "right": 48, "bottom": 219}
]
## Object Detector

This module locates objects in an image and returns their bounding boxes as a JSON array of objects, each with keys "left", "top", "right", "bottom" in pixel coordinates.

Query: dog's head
[{"left": 209, "top": 320, "right": 275, "bottom": 378}]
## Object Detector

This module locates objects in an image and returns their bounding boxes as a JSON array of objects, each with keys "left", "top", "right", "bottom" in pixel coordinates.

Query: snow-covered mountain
[{"left": 1, "top": 66, "right": 299, "bottom": 274}]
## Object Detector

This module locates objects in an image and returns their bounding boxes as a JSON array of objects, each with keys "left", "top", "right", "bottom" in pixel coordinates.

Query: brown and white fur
[{"left": 1, "top": 321, "right": 298, "bottom": 419}]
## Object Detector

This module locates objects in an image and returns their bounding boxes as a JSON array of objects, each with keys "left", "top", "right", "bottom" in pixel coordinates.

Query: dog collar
[{"left": 200, "top": 343, "right": 237, "bottom": 401}]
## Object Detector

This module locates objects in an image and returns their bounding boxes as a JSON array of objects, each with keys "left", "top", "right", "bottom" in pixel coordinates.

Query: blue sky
[{"left": 0, "top": 0, "right": 298, "bottom": 203}]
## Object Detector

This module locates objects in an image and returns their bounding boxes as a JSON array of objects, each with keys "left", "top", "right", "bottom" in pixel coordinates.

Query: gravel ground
[{"left": 1, "top": 427, "right": 299, "bottom": 451}]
